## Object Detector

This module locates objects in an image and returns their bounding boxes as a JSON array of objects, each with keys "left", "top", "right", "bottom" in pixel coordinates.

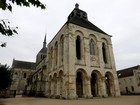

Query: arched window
[
  {"left": 102, "top": 43, "right": 107, "bottom": 63},
  {"left": 24, "top": 73, "right": 26, "bottom": 78},
  {"left": 89, "top": 40, "right": 95, "bottom": 55},
  {"left": 55, "top": 42, "right": 58, "bottom": 65},
  {"left": 60, "top": 35, "right": 64, "bottom": 63},
  {"left": 76, "top": 36, "right": 81, "bottom": 59},
  {"left": 50, "top": 47, "right": 53, "bottom": 67}
]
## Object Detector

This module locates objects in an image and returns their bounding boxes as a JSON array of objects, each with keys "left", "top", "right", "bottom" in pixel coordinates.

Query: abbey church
[{"left": 10, "top": 4, "right": 120, "bottom": 99}]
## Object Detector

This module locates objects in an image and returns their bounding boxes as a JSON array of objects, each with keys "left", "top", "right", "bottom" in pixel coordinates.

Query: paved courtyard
[{"left": 0, "top": 96, "right": 140, "bottom": 105}]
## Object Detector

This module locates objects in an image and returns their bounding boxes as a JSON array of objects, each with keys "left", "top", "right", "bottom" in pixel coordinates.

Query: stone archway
[
  {"left": 91, "top": 70, "right": 102, "bottom": 97},
  {"left": 76, "top": 69, "right": 88, "bottom": 98},
  {"left": 48, "top": 75, "right": 52, "bottom": 96},
  {"left": 105, "top": 72, "right": 115, "bottom": 96},
  {"left": 91, "top": 73, "right": 96, "bottom": 97},
  {"left": 53, "top": 73, "right": 57, "bottom": 97},
  {"left": 58, "top": 70, "right": 63, "bottom": 97},
  {"left": 76, "top": 72, "right": 83, "bottom": 97}
]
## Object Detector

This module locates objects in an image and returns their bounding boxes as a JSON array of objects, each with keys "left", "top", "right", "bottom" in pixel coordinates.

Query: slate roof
[
  {"left": 12, "top": 60, "right": 36, "bottom": 70},
  {"left": 67, "top": 6, "right": 108, "bottom": 35},
  {"left": 38, "top": 47, "right": 47, "bottom": 53},
  {"left": 38, "top": 35, "right": 47, "bottom": 54},
  {"left": 117, "top": 65, "right": 140, "bottom": 78}
]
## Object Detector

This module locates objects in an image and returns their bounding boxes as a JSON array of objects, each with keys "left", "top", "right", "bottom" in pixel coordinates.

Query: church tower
[
  {"left": 46, "top": 4, "right": 120, "bottom": 99},
  {"left": 36, "top": 35, "right": 47, "bottom": 64}
]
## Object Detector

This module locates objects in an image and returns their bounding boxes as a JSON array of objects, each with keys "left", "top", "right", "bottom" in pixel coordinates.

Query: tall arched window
[
  {"left": 50, "top": 47, "right": 53, "bottom": 67},
  {"left": 55, "top": 42, "right": 58, "bottom": 66},
  {"left": 76, "top": 36, "right": 81, "bottom": 59},
  {"left": 102, "top": 43, "right": 107, "bottom": 63},
  {"left": 89, "top": 39, "right": 95, "bottom": 55},
  {"left": 60, "top": 35, "right": 64, "bottom": 63}
]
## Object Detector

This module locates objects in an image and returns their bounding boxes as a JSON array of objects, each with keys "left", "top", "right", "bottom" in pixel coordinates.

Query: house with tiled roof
[
  {"left": 117, "top": 65, "right": 140, "bottom": 94},
  {"left": 10, "top": 59, "right": 36, "bottom": 95}
]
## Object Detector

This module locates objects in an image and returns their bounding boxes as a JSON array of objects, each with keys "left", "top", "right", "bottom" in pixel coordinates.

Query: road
[{"left": 0, "top": 96, "right": 140, "bottom": 105}]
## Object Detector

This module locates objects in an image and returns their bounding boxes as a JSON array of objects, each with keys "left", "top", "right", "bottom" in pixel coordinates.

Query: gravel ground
[{"left": 0, "top": 96, "right": 140, "bottom": 105}]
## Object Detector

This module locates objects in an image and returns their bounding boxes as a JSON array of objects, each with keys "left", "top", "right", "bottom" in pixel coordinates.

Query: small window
[
  {"left": 24, "top": 73, "right": 26, "bottom": 78},
  {"left": 15, "top": 72, "right": 18, "bottom": 75},
  {"left": 131, "top": 86, "right": 134, "bottom": 91},
  {"left": 125, "top": 87, "right": 129, "bottom": 93},
  {"left": 82, "top": 13, "right": 87, "bottom": 19},
  {"left": 76, "top": 11, "right": 81, "bottom": 17}
]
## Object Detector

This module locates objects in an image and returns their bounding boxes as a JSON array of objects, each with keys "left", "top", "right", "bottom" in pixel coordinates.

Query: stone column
[
  {"left": 114, "top": 75, "right": 121, "bottom": 96},
  {"left": 86, "top": 76, "right": 92, "bottom": 98},
  {"left": 62, "top": 75, "right": 67, "bottom": 99},
  {"left": 51, "top": 79, "right": 54, "bottom": 97},
  {"left": 97, "top": 78, "right": 102, "bottom": 97},
  {"left": 56, "top": 77, "right": 60, "bottom": 98},
  {"left": 47, "top": 80, "right": 51, "bottom": 97},
  {"left": 67, "top": 75, "right": 77, "bottom": 99},
  {"left": 101, "top": 77, "right": 107, "bottom": 97}
]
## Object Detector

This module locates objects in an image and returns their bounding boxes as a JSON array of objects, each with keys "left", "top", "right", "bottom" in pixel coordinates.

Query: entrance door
[{"left": 76, "top": 72, "right": 83, "bottom": 97}]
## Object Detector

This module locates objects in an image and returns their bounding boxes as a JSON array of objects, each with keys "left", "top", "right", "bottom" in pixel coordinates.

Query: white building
[
  {"left": 15, "top": 4, "right": 120, "bottom": 99},
  {"left": 117, "top": 65, "right": 140, "bottom": 95},
  {"left": 27, "top": 4, "right": 120, "bottom": 99}
]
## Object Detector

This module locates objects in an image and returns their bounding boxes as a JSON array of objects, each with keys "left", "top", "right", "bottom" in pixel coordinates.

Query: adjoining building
[
  {"left": 117, "top": 65, "right": 140, "bottom": 95},
  {"left": 10, "top": 59, "right": 36, "bottom": 95},
  {"left": 25, "top": 35, "right": 47, "bottom": 97},
  {"left": 11, "top": 4, "right": 120, "bottom": 99}
]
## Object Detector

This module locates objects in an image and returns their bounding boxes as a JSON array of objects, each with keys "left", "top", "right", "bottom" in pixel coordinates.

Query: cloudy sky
[{"left": 0, "top": 0, "right": 140, "bottom": 70}]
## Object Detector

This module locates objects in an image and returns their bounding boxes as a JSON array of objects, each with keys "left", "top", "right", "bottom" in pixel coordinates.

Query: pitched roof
[
  {"left": 117, "top": 65, "right": 140, "bottom": 78},
  {"left": 38, "top": 35, "right": 47, "bottom": 54},
  {"left": 38, "top": 47, "right": 47, "bottom": 53},
  {"left": 67, "top": 4, "right": 108, "bottom": 35},
  {"left": 12, "top": 60, "right": 36, "bottom": 70}
]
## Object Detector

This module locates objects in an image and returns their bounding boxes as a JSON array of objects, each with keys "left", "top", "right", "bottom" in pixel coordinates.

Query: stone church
[{"left": 11, "top": 4, "right": 120, "bottom": 99}]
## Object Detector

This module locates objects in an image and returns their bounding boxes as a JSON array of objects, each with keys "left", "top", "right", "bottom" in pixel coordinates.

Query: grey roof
[
  {"left": 117, "top": 65, "right": 140, "bottom": 78},
  {"left": 39, "top": 47, "right": 47, "bottom": 53},
  {"left": 38, "top": 35, "right": 47, "bottom": 54},
  {"left": 12, "top": 60, "right": 36, "bottom": 70},
  {"left": 67, "top": 5, "right": 108, "bottom": 35}
]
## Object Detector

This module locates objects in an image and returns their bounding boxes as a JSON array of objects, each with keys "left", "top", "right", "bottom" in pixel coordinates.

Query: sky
[{"left": 0, "top": 0, "right": 140, "bottom": 70}]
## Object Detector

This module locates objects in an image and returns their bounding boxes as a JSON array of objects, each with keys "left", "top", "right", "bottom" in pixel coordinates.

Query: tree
[
  {"left": 0, "top": 64, "right": 12, "bottom": 91},
  {"left": 0, "top": 0, "right": 46, "bottom": 47}
]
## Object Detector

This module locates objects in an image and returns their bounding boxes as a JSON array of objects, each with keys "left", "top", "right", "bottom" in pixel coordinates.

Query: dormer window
[
  {"left": 76, "top": 11, "right": 81, "bottom": 17},
  {"left": 82, "top": 13, "right": 87, "bottom": 19}
]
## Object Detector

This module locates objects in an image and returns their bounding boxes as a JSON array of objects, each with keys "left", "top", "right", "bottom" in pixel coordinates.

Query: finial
[{"left": 75, "top": 3, "right": 79, "bottom": 9}]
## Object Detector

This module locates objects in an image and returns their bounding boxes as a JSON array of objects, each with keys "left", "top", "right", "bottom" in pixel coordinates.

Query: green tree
[
  {"left": 0, "top": 0, "right": 46, "bottom": 47},
  {"left": 0, "top": 64, "right": 12, "bottom": 91}
]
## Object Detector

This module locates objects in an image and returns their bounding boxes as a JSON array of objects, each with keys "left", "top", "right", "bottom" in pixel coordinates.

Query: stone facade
[
  {"left": 27, "top": 4, "right": 120, "bottom": 99},
  {"left": 117, "top": 65, "right": 140, "bottom": 95},
  {"left": 10, "top": 59, "right": 36, "bottom": 95},
  {"left": 25, "top": 36, "right": 47, "bottom": 96},
  {"left": 17, "top": 4, "right": 120, "bottom": 99}
]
